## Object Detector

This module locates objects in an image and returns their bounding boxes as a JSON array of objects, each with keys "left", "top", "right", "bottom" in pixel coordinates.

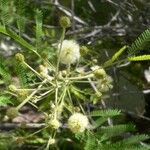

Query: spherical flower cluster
[
  {"left": 48, "top": 138, "right": 56, "bottom": 145},
  {"left": 6, "top": 107, "right": 18, "bottom": 119},
  {"left": 59, "top": 40, "right": 80, "bottom": 65},
  {"left": 94, "top": 68, "right": 106, "bottom": 78},
  {"left": 68, "top": 113, "right": 89, "bottom": 133},
  {"left": 39, "top": 65, "right": 48, "bottom": 75},
  {"left": 15, "top": 53, "right": 25, "bottom": 62},
  {"left": 39, "top": 65, "right": 53, "bottom": 81},
  {"left": 97, "top": 75, "right": 113, "bottom": 92},
  {"left": 8, "top": 84, "right": 17, "bottom": 92},
  {"left": 59, "top": 16, "right": 71, "bottom": 28},
  {"left": 49, "top": 119, "right": 61, "bottom": 130}
]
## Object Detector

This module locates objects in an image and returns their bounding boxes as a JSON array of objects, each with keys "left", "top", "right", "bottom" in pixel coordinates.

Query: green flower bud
[
  {"left": 8, "top": 84, "right": 17, "bottom": 92},
  {"left": 17, "top": 89, "right": 28, "bottom": 98},
  {"left": 15, "top": 53, "right": 25, "bottom": 62},
  {"left": 80, "top": 46, "right": 89, "bottom": 56},
  {"left": 94, "top": 68, "right": 106, "bottom": 78},
  {"left": 6, "top": 107, "right": 18, "bottom": 119},
  {"left": 59, "top": 16, "right": 71, "bottom": 28},
  {"left": 15, "top": 137, "right": 25, "bottom": 144}
]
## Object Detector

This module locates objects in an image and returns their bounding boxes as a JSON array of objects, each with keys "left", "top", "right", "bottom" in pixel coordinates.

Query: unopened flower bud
[
  {"left": 94, "top": 68, "right": 106, "bottom": 78},
  {"left": 49, "top": 138, "right": 56, "bottom": 145},
  {"left": 39, "top": 65, "right": 48, "bottom": 75},
  {"left": 59, "top": 16, "right": 71, "bottom": 28},
  {"left": 6, "top": 107, "right": 18, "bottom": 119},
  {"left": 8, "top": 84, "right": 17, "bottom": 92},
  {"left": 80, "top": 46, "right": 89, "bottom": 56},
  {"left": 15, "top": 53, "right": 25, "bottom": 62},
  {"left": 97, "top": 75, "right": 113, "bottom": 92},
  {"left": 61, "top": 70, "right": 67, "bottom": 77},
  {"left": 92, "top": 59, "right": 98, "bottom": 63},
  {"left": 17, "top": 89, "right": 28, "bottom": 98},
  {"left": 49, "top": 119, "right": 61, "bottom": 130}
]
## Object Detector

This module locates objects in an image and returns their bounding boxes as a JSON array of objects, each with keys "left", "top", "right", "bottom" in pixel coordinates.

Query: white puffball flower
[
  {"left": 68, "top": 113, "right": 89, "bottom": 133},
  {"left": 59, "top": 40, "right": 80, "bottom": 64}
]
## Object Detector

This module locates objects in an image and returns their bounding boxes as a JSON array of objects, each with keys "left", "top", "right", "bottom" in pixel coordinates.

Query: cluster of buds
[
  {"left": 8, "top": 84, "right": 28, "bottom": 100},
  {"left": 6, "top": 107, "right": 18, "bottom": 119},
  {"left": 92, "top": 66, "right": 113, "bottom": 93},
  {"left": 39, "top": 64, "right": 53, "bottom": 81},
  {"left": 59, "top": 16, "right": 71, "bottom": 28},
  {"left": 49, "top": 118, "right": 61, "bottom": 130},
  {"left": 97, "top": 75, "right": 113, "bottom": 92}
]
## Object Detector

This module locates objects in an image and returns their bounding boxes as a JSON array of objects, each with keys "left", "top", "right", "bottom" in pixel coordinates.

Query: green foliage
[
  {"left": 128, "top": 55, "right": 150, "bottom": 61},
  {"left": 75, "top": 125, "right": 149, "bottom": 150},
  {"left": 35, "top": 9, "right": 43, "bottom": 49},
  {"left": 90, "top": 109, "right": 121, "bottom": 117},
  {"left": 121, "top": 134, "right": 149, "bottom": 145},
  {"left": 128, "top": 28, "right": 150, "bottom": 56},
  {"left": 0, "top": 25, "right": 40, "bottom": 57},
  {"left": 103, "top": 46, "right": 127, "bottom": 67},
  {"left": 16, "top": 0, "right": 26, "bottom": 34},
  {"left": 14, "top": 62, "right": 28, "bottom": 87},
  {"left": 0, "top": 0, "right": 12, "bottom": 25},
  {"left": 100, "top": 124, "right": 135, "bottom": 137},
  {"left": 0, "top": 56, "right": 11, "bottom": 83},
  {"left": 70, "top": 85, "right": 87, "bottom": 101},
  {"left": 0, "top": 96, "right": 12, "bottom": 106},
  {"left": 0, "top": 2, "right": 149, "bottom": 149}
]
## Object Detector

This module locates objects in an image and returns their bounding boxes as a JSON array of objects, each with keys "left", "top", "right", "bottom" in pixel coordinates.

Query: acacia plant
[{"left": 0, "top": 6, "right": 150, "bottom": 150}]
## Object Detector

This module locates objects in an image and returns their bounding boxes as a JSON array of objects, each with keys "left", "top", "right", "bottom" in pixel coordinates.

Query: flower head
[
  {"left": 49, "top": 119, "right": 61, "bottom": 130},
  {"left": 6, "top": 107, "right": 18, "bottom": 119},
  {"left": 48, "top": 138, "right": 56, "bottom": 145},
  {"left": 15, "top": 53, "right": 25, "bottom": 62},
  {"left": 68, "top": 113, "right": 89, "bottom": 133},
  {"left": 59, "top": 40, "right": 80, "bottom": 65},
  {"left": 94, "top": 68, "right": 106, "bottom": 78},
  {"left": 59, "top": 16, "right": 71, "bottom": 28},
  {"left": 97, "top": 75, "right": 113, "bottom": 92}
]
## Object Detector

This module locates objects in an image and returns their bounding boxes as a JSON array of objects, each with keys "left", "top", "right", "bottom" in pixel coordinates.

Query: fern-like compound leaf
[
  {"left": 90, "top": 109, "right": 121, "bottom": 117},
  {"left": 0, "top": 96, "right": 12, "bottom": 106},
  {"left": 35, "top": 9, "right": 43, "bottom": 48},
  {"left": 128, "top": 28, "right": 150, "bottom": 56},
  {"left": 16, "top": 0, "right": 26, "bottom": 34},
  {"left": 128, "top": 55, "right": 150, "bottom": 61}
]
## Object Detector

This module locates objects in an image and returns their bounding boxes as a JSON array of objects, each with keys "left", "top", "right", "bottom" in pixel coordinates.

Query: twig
[
  {"left": 88, "top": 78, "right": 113, "bottom": 126},
  {"left": 44, "top": 1, "right": 87, "bottom": 25},
  {"left": 0, "top": 123, "right": 45, "bottom": 130}
]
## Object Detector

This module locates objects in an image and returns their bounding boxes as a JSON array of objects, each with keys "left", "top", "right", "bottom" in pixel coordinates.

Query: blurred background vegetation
[{"left": 0, "top": 0, "right": 150, "bottom": 139}]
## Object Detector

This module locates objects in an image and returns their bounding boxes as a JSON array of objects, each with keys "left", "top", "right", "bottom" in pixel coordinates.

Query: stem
[
  {"left": 67, "top": 73, "right": 94, "bottom": 80},
  {"left": 53, "top": 27, "right": 66, "bottom": 118},
  {"left": 88, "top": 78, "right": 113, "bottom": 126},
  {"left": 23, "top": 61, "right": 42, "bottom": 78},
  {"left": 17, "top": 79, "right": 47, "bottom": 110},
  {"left": 56, "top": 27, "right": 66, "bottom": 75}
]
